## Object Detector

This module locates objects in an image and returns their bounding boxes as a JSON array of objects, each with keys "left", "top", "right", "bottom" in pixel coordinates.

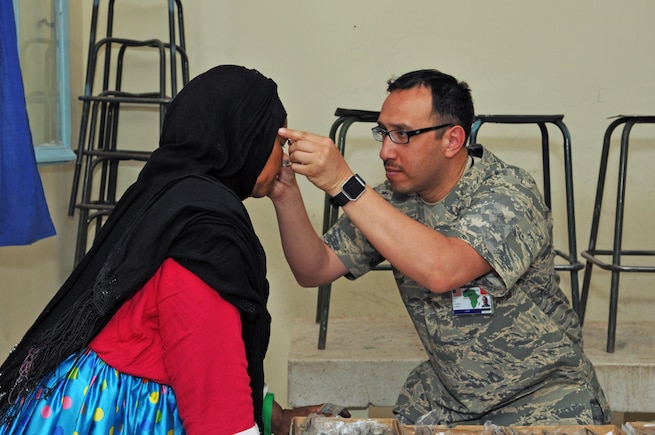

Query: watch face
[{"left": 343, "top": 175, "right": 365, "bottom": 200}]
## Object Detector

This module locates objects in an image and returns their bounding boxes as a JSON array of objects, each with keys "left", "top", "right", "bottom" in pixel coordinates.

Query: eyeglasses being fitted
[{"left": 371, "top": 123, "right": 455, "bottom": 144}]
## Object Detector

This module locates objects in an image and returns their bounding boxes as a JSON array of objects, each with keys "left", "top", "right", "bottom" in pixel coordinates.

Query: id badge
[{"left": 451, "top": 286, "right": 494, "bottom": 315}]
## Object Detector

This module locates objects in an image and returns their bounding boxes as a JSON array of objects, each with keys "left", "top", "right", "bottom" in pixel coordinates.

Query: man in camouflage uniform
[{"left": 271, "top": 69, "right": 610, "bottom": 426}]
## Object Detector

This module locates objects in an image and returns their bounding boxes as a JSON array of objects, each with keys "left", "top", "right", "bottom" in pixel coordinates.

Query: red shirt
[{"left": 89, "top": 258, "right": 255, "bottom": 434}]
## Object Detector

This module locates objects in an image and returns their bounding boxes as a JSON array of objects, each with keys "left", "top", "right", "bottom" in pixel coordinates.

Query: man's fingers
[
  {"left": 278, "top": 127, "right": 307, "bottom": 142},
  {"left": 279, "top": 127, "right": 327, "bottom": 147}
]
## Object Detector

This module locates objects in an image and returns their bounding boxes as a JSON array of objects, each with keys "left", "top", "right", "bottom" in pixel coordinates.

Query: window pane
[
  {"left": 17, "top": 0, "right": 56, "bottom": 146},
  {"left": 14, "top": 0, "right": 74, "bottom": 163}
]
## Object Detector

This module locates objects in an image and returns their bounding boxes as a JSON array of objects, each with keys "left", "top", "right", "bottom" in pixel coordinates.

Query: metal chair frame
[
  {"left": 470, "top": 115, "right": 584, "bottom": 318},
  {"left": 580, "top": 115, "right": 655, "bottom": 352},
  {"left": 69, "top": 0, "right": 189, "bottom": 265},
  {"left": 316, "top": 108, "right": 383, "bottom": 349}
]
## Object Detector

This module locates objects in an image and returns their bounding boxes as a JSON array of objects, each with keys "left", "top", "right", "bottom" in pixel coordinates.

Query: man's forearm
[{"left": 340, "top": 186, "right": 491, "bottom": 293}]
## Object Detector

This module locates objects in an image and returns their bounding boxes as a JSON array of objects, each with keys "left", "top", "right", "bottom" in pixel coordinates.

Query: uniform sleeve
[
  {"left": 157, "top": 258, "right": 256, "bottom": 435},
  {"left": 442, "top": 173, "right": 552, "bottom": 293},
  {"left": 321, "top": 183, "right": 398, "bottom": 280}
]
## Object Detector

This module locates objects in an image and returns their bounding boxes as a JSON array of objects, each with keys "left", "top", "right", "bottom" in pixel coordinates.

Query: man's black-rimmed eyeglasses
[{"left": 371, "top": 123, "right": 455, "bottom": 144}]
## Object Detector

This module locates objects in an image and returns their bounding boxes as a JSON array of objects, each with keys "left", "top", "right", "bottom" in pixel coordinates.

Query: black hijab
[{"left": 0, "top": 65, "right": 286, "bottom": 429}]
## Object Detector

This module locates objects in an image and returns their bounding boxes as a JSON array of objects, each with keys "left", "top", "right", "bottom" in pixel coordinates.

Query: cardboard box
[
  {"left": 623, "top": 422, "right": 655, "bottom": 435},
  {"left": 291, "top": 416, "right": 404, "bottom": 435},
  {"left": 404, "top": 424, "right": 622, "bottom": 435},
  {"left": 291, "top": 416, "right": 623, "bottom": 435}
]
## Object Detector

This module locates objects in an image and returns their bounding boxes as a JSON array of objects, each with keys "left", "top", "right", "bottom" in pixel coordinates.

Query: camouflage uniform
[{"left": 322, "top": 146, "right": 610, "bottom": 426}]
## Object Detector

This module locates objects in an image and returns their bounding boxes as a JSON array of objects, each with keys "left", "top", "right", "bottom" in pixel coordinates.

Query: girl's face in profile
[{"left": 250, "top": 119, "right": 288, "bottom": 198}]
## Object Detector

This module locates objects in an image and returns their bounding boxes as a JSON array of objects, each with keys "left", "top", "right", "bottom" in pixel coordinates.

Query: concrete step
[{"left": 288, "top": 317, "right": 655, "bottom": 413}]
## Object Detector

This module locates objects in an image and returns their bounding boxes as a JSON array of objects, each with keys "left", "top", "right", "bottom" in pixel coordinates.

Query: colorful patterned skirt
[{"left": 0, "top": 348, "right": 185, "bottom": 434}]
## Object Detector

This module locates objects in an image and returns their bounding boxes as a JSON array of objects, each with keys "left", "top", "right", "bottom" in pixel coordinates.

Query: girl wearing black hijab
[{"left": 0, "top": 65, "right": 342, "bottom": 435}]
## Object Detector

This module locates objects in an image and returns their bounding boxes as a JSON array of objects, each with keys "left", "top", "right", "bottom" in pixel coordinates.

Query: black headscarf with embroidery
[{"left": 0, "top": 65, "right": 286, "bottom": 429}]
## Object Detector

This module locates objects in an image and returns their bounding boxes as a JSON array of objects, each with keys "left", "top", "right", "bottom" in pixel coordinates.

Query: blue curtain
[{"left": 0, "top": 0, "right": 56, "bottom": 246}]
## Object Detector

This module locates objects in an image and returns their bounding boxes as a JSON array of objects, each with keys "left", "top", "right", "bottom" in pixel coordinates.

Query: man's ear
[{"left": 443, "top": 124, "right": 467, "bottom": 158}]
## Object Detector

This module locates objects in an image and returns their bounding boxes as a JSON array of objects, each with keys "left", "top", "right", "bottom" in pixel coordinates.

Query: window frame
[{"left": 13, "top": 0, "right": 75, "bottom": 164}]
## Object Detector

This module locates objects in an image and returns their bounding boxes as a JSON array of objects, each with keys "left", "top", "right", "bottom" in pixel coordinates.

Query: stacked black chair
[{"left": 68, "top": 0, "right": 189, "bottom": 265}]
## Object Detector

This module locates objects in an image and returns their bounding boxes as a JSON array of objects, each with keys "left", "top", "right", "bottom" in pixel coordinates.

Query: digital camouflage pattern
[{"left": 322, "top": 146, "right": 610, "bottom": 426}]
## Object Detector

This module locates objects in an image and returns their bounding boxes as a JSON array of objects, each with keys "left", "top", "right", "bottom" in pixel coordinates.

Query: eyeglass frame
[{"left": 371, "top": 122, "right": 456, "bottom": 144}]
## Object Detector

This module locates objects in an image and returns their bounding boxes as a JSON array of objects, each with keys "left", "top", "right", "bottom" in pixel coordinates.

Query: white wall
[{"left": 2, "top": 0, "right": 655, "bottom": 408}]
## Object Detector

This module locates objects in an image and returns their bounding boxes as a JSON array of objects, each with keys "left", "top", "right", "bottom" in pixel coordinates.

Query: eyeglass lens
[{"left": 372, "top": 127, "right": 409, "bottom": 144}]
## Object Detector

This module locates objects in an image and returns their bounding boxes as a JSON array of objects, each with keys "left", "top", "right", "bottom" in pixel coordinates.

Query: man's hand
[
  {"left": 271, "top": 400, "right": 351, "bottom": 435},
  {"left": 278, "top": 127, "right": 354, "bottom": 197}
]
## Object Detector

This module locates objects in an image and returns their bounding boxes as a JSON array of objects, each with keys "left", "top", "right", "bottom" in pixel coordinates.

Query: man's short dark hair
[{"left": 387, "top": 69, "right": 475, "bottom": 141}]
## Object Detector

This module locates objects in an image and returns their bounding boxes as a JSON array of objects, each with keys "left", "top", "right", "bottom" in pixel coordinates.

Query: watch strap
[
  {"left": 330, "top": 174, "right": 366, "bottom": 207},
  {"left": 330, "top": 191, "right": 350, "bottom": 207}
]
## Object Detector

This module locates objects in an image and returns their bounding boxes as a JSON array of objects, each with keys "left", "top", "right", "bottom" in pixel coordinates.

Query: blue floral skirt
[{"left": 0, "top": 348, "right": 185, "bottom": 434}]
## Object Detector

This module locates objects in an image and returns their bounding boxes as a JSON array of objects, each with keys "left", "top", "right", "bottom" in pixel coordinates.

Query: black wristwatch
[{"left": 330, "top": 174, "right": 366, "bottom": 207}]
